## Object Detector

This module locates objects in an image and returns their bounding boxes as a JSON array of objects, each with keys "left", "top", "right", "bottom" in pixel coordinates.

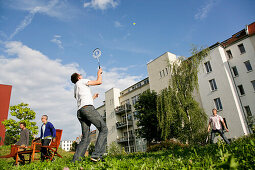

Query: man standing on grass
[
  {"left": 71, "top": 68, "right": 108, "bottom": 163},
  {"left": 40, "top": 115, "right": 56, "bottom": 161},
  {"left": 14, "top": 122, "right": 30, "bottom": 164},
  {"left": 208, "top": 109, "right": 230, "bottom": 144}
]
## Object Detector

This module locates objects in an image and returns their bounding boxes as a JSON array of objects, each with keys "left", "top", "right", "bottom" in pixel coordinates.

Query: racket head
[{"left": 93, "top": 48, "right": 101, "bottom": 59}]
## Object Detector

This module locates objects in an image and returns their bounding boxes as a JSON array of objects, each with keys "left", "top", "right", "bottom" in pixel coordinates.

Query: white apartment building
[
  {"left": 60, "top": 140, "right": 74, "bottom": 151},
  {"left": 96, "top": 22, "right": 255, "bottom": 152}
]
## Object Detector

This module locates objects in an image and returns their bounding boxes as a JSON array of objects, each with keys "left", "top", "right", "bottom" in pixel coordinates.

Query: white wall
[{"left": 197, "top": 45, "right": 249, "bottom": 138}]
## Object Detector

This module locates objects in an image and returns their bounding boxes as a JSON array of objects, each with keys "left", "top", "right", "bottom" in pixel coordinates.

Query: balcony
[
  {"left": 116, "top": 121, "right": 133, "bottom": 129},
  {"left": 117, "top": 135, "right": 135, "bottom": 143},
  {"left": 115, "top": 104, "right": 131, "bottom": 115}
]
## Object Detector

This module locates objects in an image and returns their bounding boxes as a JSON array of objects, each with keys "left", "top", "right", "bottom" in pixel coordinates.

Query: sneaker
[
  {"left": 90, "top": 157, "right": 105, "bottom": 162},
  {"left": 90, "top": 157, "right": 99, "bottom": 162}
]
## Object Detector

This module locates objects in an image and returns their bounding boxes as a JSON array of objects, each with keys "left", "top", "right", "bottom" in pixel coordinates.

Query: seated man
[
  {"left": 14, "top": 122, "right": 30, "bottom": 164},
  {"left": 39, "top": 115, "right": 56, "bottom": 161}
]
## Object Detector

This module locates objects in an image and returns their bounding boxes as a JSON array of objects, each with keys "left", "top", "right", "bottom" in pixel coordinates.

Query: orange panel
[{"left": 0, "top": 84, "right": 12, "bottom": 145}]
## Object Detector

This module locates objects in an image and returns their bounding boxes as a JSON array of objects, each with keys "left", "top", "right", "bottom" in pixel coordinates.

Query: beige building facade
[{"left": 96, "top": 22, "right": 255, "bottom": 152}]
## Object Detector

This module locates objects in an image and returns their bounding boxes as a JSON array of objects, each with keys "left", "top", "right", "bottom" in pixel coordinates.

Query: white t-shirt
[
  {"left": 42, "top": 124, "right": 46, "bottom": 139},
  {"left": 74, "top": 79, "right": 93, "bottom": 110},
  {"left": 209, "top": 115, "right": 223, "bottom": 130}
]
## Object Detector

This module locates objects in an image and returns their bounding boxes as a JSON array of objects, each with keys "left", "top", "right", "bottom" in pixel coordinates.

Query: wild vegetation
[{"left": 0, "top": 135, "right": 254, "bottom": 169}]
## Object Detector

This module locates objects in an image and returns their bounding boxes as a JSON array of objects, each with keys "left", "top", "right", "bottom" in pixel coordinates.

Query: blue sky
[{"left": 0, "top": 0, "right": 254, "bottom": 140}]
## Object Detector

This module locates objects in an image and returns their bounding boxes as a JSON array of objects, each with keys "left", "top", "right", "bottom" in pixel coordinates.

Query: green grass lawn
[{"left": 0, "top": 135, "right": 254, "bottom": 170}]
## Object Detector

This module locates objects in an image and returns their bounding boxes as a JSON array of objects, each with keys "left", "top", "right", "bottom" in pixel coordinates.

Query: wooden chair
[
  {"left": 0, "top": 129, "right": 63, "bottom": 164},
  {"left": 0, "top": 143, "right": 40, "bottom": 165},
  {"left": 0, "top": 144, "right": 19, "bottom": 159},
  {"left": 40, "top": 129, "right": 63, "bottom": 161},
  {"left": 19, "top": 129, "right": 63, "bottom": 163}
]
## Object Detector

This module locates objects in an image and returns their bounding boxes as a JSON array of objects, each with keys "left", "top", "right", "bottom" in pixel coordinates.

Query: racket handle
[{"left": 99, "top": 65, "right": 102, "bottom": 74}]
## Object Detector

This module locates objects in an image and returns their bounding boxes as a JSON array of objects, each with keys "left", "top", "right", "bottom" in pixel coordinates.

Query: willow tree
[{"left": 157, "top": 47, "right": 209, "bottom": 144}]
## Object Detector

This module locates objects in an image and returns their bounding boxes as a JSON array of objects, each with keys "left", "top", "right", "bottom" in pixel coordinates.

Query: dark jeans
[
  {"left": 210, "top": 129, "right": 230, "bottom": 144},
  {"left": 41, "top": 139, "right": 51, "bottom": 161},
  {"left": 72, "top": 105, "right": 108, "bottom": 162}
]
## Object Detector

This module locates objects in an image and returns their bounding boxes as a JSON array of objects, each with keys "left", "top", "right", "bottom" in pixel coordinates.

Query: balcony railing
[
  {"left": 115, "top": 104, "right": 131, "bottom": 115},
  {"left": 116, "top": 120, "right": 133, "bottom": 129},
  {"left": 117, "top": 135, "right": 135, "bottom": 143}
]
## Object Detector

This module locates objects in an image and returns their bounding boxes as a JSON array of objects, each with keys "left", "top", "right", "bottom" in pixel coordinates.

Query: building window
[
  {"left": 133, "top": 111, "right": 138, "bottom": 120},
  {"left": 226, "top": 50, "right": 233, "bottom": 59},
  {"left": 162, "top": 69, "right": 165, "bottom": 77},
  {"left": 238, "top": 43, "right": 246, "bottom": 54},
  {"left": 251, "top": 80, "right": 255, "bottom": 91},
  {"left": 244, "top": 61, "right": 253, "bottom": 72},
  {"left": 165, "top": 67, "right": 169, "bottom": 75},
  {"left": 244, "top": 106, "right": 252, "bottom": 117},
  {"left": 237, "top": 85, "right": 245, "bottom": 95},
  {"left": 214, "top": 98, "right": 223, "bottom": 111},
  {"left": 159, "top": 71, "right": 162, "bottom": 78},
  {"left": 232, "top": 66, "right": 239, "bottom": 77},
  {"left": 131, "top": 95, "right": 140, "bottom": 106},
  {"left": 144, "top": 79, "right": 149, "bottom": 84},
  {"left": 209, "top": 79, "right": 217, "bottom": 91},
  {"left": 204, "top": 61, "right": 212, "bottom": 73}
]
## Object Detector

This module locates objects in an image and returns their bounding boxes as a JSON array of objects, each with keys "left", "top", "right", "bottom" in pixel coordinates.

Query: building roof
[{"left": 221, "top": 22, "right": 255, "bottom": 48}]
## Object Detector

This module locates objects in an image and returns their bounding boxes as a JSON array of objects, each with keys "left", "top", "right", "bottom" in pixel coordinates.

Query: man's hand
[
  {"left": 53, "top": 138, "right": 56, "bottom": 143},
  {"left": 225, "top": 129, "right": 229, "bottom": 132},
  {"left": 93, "top": 93, "right": 99, "bottom": 99}
]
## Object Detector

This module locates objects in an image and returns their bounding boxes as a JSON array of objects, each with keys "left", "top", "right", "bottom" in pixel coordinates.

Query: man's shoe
[
  {"left": 90, "top": 157, "right": 99, "bottom": 162},
  {"left": 90, "top": 157, "right": 105, "bottom": 162}
]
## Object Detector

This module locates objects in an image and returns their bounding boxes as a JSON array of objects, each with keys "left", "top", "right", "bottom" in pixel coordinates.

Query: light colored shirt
[
  {"left": 209, "top": 115, "right": 223, "bottom": 130},
  {"left": 42, "top": 124, "right": 46, "bottom": 139},
  {"left": 74, "top": 79, "right": 93, "bottom": 110}
]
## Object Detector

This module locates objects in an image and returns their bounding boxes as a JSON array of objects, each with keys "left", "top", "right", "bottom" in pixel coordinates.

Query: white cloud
[
  {"left": 7, "top": 0, "right": 76, "bottom": 39},
  {"left": 83, "top": 0, "right": 119, "bottom": 10},
  {"left": 51, "top": 35, "right": 64, "bottom": 49},
  {"left": 114, "top": 21, "right": 123, "bottom": 28},
  {"left": 195, "top": 0, "right": 217, "bottom": 20},
  {"left": 0, "top": 41, "right": 142, "bottom": 140}
]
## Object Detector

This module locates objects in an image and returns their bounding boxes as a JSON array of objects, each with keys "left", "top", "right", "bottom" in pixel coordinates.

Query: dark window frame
[
  {"left": 251, "top": 80, "right": 255, "bottom": 91},
  {"left": 226, "top": 50, "right": 233, "bottom": 59},
  {"left": 244, "top": 60, "right": 253, "bottom": 72},
  {"left": 238, "top": 43, "right": 246, "bottom": 54},
  {"left": 214, "top": 98, "right": 223, "bottom": 111},
  {"left": 232, "top": 66, "right": 239, "bottom": 77},
  {"left": 209, "top": 79, "right": 218, "bottom": 91},
  {"left": 237, "top": 85, "right": 245, "bottom": 96},
  {"left": 204, "top": 61, "right": 212, "bottom": 73}
]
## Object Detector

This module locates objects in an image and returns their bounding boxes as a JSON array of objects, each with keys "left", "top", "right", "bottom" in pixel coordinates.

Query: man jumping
[{"left": 71, "top": 68, "right": 108, "bottom": 162}]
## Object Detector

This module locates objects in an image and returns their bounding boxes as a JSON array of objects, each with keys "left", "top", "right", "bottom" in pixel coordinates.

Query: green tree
[
  {"left": 157, "top": 47, "right": 209, "bottom": 144},
  {"left": 134, "top": 90, "right": 162, "bottom": 146},
  {"left": 71, "top": 141, "right": 78, "bottom": 151},
  {"left": 2, "top": 103, "right": 39, "bottom": 145}
]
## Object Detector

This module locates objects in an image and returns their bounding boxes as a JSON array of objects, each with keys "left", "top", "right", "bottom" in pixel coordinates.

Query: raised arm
[{"left": 87, "top": 68, "right": 102, "bottom": 86}]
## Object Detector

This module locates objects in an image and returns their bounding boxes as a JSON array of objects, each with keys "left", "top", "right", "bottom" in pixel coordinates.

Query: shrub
[
  {"left": 88, "top": 142, "right": 95, "bottom": 155},
  {"left": 108, "top": 142, "right": 126, "bottom": 156},
  {"left": 147, "top": 138, "right": 188, "bottom": 152}
]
